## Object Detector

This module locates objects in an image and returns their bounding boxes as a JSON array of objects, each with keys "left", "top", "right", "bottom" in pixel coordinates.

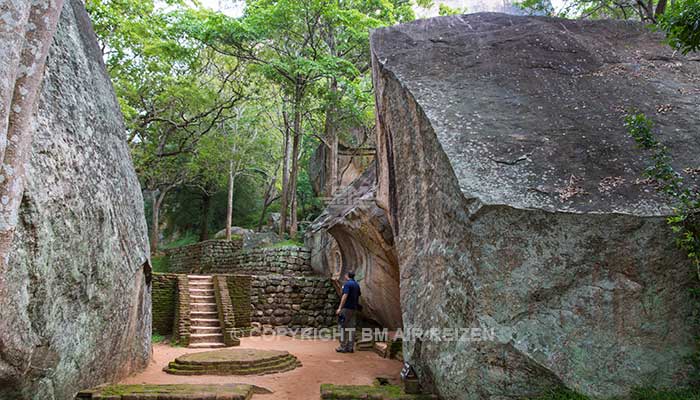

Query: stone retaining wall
[
  {"left": 227, "top": 275, "right": 252, "bottom": 332},
  {"left": 250, "top": 275, "right": 338, "bottom": 328},
  {"left": 165, "top": 242, "right": 313, "bottom": 276},
  {"left": 173, "top": 275, "right": 190, "bottom": 346},
  {"left": 164, "top": 240, "right": 243, "bottom": 273},
  {"left": 152, "top": 274, "right": 178, "bottom": 335},
  {"left": 209, "top": 247, "right": 314, "bottom": 276},
  {"left": 213, "top": 276, "right": 239, "bottom": 346}
]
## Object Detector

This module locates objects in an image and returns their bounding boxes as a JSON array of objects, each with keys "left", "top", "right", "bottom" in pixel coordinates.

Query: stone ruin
[
  {"left": 308, "top": 12, "right": 700, "bottom": 400},
  {"left": 163, "top": 348, "right": 302, "bottom": 376},
  {"left": 153, "top": 242, "right": 338, "bottom": 347},
  {"left": 1, "top": 1, "right": 151, "bottom": 399}
]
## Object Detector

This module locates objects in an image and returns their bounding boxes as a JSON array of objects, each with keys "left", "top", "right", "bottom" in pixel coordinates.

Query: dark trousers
[{"left": 338, "top": 308, "right": 357, "bottom": 351}]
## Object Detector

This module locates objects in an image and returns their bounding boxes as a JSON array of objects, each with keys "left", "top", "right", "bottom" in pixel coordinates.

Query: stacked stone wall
[
  {"left": 164, "top": 240, "right": 243, "bottom": 273},
  {"left": 165, "top": 242, "right": 312, "bottom": 276},
  {"left": 209, "top": 247, "right": 314, "bottom": 276},
  {"left": 226, "top": 275, "right": 252, "bottom": 331},
  {"left": 250, "top": 275, "right": 338, "bottom": 328},
  {"left": 213, "top": 275, "right": 239, "bottom": 346},
  {"left": 173, "top": 275, "right": 191, "bottom": 346},
  {"left": 152, "top": 274, "right": 178, "bottom": 335}
]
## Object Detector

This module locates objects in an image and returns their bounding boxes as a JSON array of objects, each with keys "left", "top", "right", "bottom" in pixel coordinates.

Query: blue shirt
[{"left": 342, "top": 278, "right": 361, "bottom": 310}]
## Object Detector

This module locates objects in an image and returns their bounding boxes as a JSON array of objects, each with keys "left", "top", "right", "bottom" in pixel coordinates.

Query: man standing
[{"left": 336, "top": 271, "right": 361, "bottom": 353}]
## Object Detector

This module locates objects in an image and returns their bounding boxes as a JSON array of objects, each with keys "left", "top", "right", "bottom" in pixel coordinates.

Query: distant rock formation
[
  {"left": 371, "top": 13, "right": 700, "bottom": 399},
  {"left": 309, "top": 125, "right": 375, "bottom": 198},
  {"left": 0, "top": 1, "right": 151, "bottom": 399}
]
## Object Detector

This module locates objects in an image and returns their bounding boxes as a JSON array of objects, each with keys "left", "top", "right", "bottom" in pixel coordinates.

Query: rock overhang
[{"left": 370, "top": 12, "right": 700, "bottom": 216}]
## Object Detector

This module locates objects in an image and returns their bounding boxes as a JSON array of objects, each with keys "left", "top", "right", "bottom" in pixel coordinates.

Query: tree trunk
[
  {"left": 324, "top": 77, "right": 339, "bottom": 197},
  {"left": 226, "top": 160, "right": 234, "bottom": 240},
  {"left": 199, "top": 193, "right": 211, "bottom": 242},
  {"left": 654, "top": 0, "right": 667, "bottom": 18},
  {"left": 289, "top": 84, "right": 303, "bottom": 239},
  {"left": 257, "top": 161, "right": 281, "bottom": 232},
  {"left": 0, "top": 0, "right": 64, "bottom": 272},
  {"left": 279, "top": 110, "right": 291, "bottom": 237},
  {"left": 150, "top": 185, "right": 175, "bottom": 253}
]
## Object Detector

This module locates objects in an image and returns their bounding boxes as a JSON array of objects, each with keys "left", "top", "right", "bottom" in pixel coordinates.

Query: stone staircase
[{"left": 188, "top": 275, "right": 225, "bottom": 348}]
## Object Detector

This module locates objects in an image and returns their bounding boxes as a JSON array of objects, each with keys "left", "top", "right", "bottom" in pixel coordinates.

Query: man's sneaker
[{"left": 336, "top": 347, "right": 347, "bottom": 353}]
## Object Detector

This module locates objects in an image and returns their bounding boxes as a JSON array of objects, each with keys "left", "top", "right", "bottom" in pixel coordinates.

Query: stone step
[
  {"left": 189, "top": 295, "right": 216, "bottom": 303},
  {"left": 189, "top": 288, "right": 214, "bottom": 294},
  {"left": 188, "top": 275, "right": 213, "bottom": 280},
  {"left": 190, "top": 318, "right": 221, "bottom": 327},
  {"left": 188, "top": 283, "right": 214, "bottom": 289},
  {"left": 373, "top": 342, "right": 389, "bottom": 358},
  {"left": 166, "top": 358, "right": 302, "bottom": 376},
  {"left": 189, "top": 333, "right": 224, "bottom": 344},
  {"left": 188, "top": 342, "right": 227, "bottom": 349},
  {"left": 191, "top": 303, "right": 217, "bottom": 312},
  {"left": 190, "top": 311, "right": 218, "bottom": 318},
  {"left": 190, "top": 326, "right": 223, "bottom": 335}
]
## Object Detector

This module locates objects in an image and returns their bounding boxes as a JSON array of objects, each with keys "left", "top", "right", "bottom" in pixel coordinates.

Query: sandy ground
[{"left": 120, "top": 336, "right": 403, "bottom": 400}]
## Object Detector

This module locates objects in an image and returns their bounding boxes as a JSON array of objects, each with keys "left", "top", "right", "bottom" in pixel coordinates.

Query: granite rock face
[
  {"left": 371, "top": 13, "right": 700, "bottom": 399},
  {"left": 307, "top": 165, "right": 402, "bottom": 329},
  {"left": 0, "top": 1, "right": 151, "bottom": 399}
]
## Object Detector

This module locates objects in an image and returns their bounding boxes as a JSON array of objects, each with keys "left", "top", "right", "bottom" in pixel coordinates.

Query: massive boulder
[
  {"left": 307, "top": 164, "right": 402, "bottom": 329},
  {"left": 370, "top": 13, "right": 700, "bottom": 399},
  {"left": 0, "top": 1, "right": 151, "bottom": 399}
]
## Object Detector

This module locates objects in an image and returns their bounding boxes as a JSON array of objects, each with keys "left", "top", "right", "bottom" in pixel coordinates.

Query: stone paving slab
[
  {"left": 75, "top": 383, "right": 270, "bottom": 400},
  {"left": 320, "top": 384, "right": 437, "bottom": 400}
]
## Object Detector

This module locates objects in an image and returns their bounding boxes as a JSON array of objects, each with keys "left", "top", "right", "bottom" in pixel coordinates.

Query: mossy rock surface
[
  {"left": 319, "top": 384, "right": 437, "bottom": 400},
  {"left": 164, "top": 348, "right": 302, "bottom": 376},
  {"left": 76, "top": 383, "right": 270, "bottom": 399}
]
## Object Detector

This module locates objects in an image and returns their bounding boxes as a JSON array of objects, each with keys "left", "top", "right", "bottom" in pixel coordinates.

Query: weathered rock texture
[
  {"left": 0, "top": 1, "right": 151, "bottom": 398},
  {"left": 309, "top": 125, "right": 376, "bottom": 198},
  {"left": 371, "top": 13, "right": 700, "bottom": 399},
  {"left": 307, "top": 165, "right": 402, "bottom": 329}
]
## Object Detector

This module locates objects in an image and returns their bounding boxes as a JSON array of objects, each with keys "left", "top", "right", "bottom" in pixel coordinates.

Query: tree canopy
[{"left": 86, "top": 0, "right": 699, "bottom": 253}]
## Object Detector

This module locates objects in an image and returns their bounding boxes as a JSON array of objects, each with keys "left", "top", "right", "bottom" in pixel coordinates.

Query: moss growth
[
  {"left": 530, "top": 387, "right": 700, "bottom": 400},
  {"left": 77, "top": 383, "right": 260, "bottom": 399},
  {"left": 264, "top": 239, "right": 305, "bottom": 248},
  {"left": 531, "top": 389, "right": 590, "bottom": 400},
  {"left": 320, "top": 384, "right": 436, "bottom": 400},
  {"left": 630, "top": 388, "right": 700, "bottom": 400},
  {"left": 150, "top": 255, "right": 169, "bottom": 273}
]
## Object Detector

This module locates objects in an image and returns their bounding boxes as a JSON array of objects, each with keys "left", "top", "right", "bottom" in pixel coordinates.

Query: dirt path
[{"left": 120, "top": 336, "right": 403, "bottom": 400}]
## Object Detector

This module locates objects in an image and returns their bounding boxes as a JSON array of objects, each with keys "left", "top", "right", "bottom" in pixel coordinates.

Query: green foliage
[
  {"left": 517, "top": 0, "right": 555, "bottom": 15},
  {"left": 625, "top": 111, "right": 700, "bottom": 384},
  {"left": 161, "top": 231, "right": 199, "bottom": 249},
  {"left": 529, "top": 388, "right": 589, "bottom": 400},
  {"left": 151, "top": 334, "right": 167, "bottom": 343},
  {"left": 658, "top": 0, "right": 700, "bottom": 54},
  {"left": 265, "top": 239, "right": 305, "bottom": 248},
  {"left": 151, "top": 255, "right": 170, "bottom": 273},
  {"left": 438, "top": 3, "right": 466, "bottom": 15}
]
